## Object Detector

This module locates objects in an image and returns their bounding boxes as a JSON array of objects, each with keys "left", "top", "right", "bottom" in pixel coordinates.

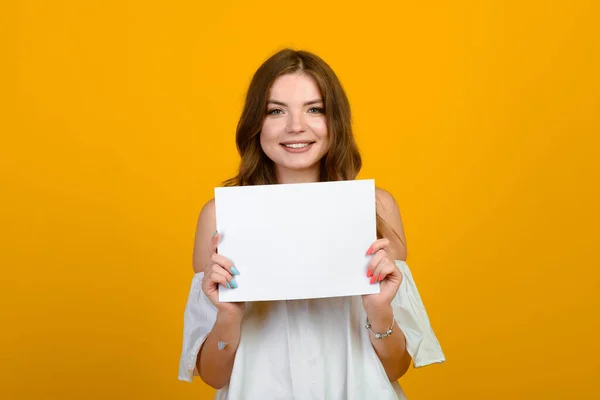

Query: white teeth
[{"left": 283, "top": 143, "right": 311, "bottom": 149}]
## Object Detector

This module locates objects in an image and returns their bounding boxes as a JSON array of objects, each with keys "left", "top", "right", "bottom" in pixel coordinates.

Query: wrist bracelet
[
  {"left": 365, "top": 317, "right": 395, "bottom": 340},
  {"left": 217, "top": 336, "right": 237, "bottom": 350},
  {"left": 216, "top": 331, "right": 238, "bottom": 350}
]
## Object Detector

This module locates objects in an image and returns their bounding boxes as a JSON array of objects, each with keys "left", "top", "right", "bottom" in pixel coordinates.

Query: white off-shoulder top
[{"left": 178, "top": 260, "right": 445, "bottom": 399}]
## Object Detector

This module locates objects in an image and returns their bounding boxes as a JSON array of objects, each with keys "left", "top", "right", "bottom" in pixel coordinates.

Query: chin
[{"left": 280, "top": 159, "right": 320, "bottom": 171}]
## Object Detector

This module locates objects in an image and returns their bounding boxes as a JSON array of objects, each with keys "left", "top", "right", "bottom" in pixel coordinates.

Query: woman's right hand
[{"left": 201, "top": 231, "right": 245, "bottom": 318}]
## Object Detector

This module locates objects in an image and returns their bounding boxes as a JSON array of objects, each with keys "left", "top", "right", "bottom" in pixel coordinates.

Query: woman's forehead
[{"left": 269, "top": 73, "right": 322, "bottom": 102}]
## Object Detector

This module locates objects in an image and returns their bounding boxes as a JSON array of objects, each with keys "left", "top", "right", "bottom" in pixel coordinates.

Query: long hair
[{"left": 224, "top": 48, "right": 402, "bottom": 243}]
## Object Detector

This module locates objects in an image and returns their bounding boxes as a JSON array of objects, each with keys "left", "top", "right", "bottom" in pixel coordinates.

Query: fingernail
[
  {"left": 212, "top": 230, "right": 218, "bottom": 238},
  {"left": 367, "top": 269, "right": 373, "bottom": 278},
  {"left": 230, "top": 278, "right": 238, "bottom": 288},
  {"left": 370, "top": 276, "right": 377, "bottom": 284},
  {"left": 231, "top": 266, "right": 240, "bottom": 275},
  {"left": 366, "top": 247, "right": 373, "bottom": 255},
  {"left": 378, "top": 274, "right": 383, "bottom": 281},
  {"left": 226, "top": 282, "right": 231, "bottom": 289}
]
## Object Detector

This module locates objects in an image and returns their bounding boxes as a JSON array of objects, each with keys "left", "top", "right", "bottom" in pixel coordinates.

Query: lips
[{"left": 280, "top": 141, "right": 316, "bottom": 153}]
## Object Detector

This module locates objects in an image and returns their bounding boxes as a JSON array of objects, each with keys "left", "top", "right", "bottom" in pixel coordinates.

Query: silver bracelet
[
  {"left": 365, "top": 317, "right": 395, "bottom": 340},
  {"left": 217, "top": 339, "right": 234, "bottom": 350},
  {"left": 217, "top": 336, "right": 238, "bottom": 350},
  {"left": 216, "top": 332, "right": 239, "bottom": 350}
]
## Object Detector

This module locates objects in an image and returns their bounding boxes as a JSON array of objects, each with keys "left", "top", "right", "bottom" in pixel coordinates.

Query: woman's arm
[
  {"left": 197, "top": 312, "right": 242, "bottom": 389},
  {"left": 192, "top": 199, "right": 243, "bottom": 389},
  {"left": 365, "top": 304, "right": 411, "bottom": 381},
  {"left": 364, "top": 189, "right": 412, "bottom": 381}
]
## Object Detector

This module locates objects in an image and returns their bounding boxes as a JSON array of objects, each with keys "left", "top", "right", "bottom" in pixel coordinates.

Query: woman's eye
[
  {"left": 308, "top": 107, "right": 325, "bottom": 114},
  {"left": 268, "top": 109, "right": 283, "bottom": 115}
]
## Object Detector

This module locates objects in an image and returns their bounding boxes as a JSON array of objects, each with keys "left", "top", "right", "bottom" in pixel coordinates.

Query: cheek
[
  {"left": 260, "top": 120, "right": 281, "bottom": 143},
  {"left": 259, "top": 122, "right": 281, "bottom": 158},
  {"left": 309, "top": 119, "right": 328, "bottom": 139},
  {"left": 259, "top": 124, "right": 273, "bottom": 146}
]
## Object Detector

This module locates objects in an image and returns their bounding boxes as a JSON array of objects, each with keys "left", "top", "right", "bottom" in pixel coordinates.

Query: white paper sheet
[{"left": 214, "top": 179, "right": 379, "bottom": 302}]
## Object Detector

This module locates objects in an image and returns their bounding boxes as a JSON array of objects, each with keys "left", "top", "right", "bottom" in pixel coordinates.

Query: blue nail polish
[
  {"left": 230, "top": 278, "right": 238, "bottom": 289},
  {"left": 212, "top": 230, "right": 218, "bottom": 238},
  {"left": 226, "top": 282, "right": 231, "bottom": 289},
  {"left": 231, "top": 266, "right": 240, "bottom": 275}
]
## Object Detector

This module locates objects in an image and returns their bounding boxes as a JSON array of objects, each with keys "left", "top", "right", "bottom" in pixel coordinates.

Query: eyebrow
[{"left": 267, "top": 99, "right": 323, "bottom": 107}]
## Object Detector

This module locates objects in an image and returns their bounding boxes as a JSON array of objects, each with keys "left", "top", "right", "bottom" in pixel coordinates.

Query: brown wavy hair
[{"left": 224, "top": 48, "right": 401, "bottom": 243}]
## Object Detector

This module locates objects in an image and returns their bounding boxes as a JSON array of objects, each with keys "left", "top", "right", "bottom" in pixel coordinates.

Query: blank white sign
[{"left": 214, "top": 179, "right": 379, "bottom": 302}]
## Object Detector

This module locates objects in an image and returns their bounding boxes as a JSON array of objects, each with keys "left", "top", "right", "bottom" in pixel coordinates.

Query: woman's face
[{"left": 260, "top": 72, "right": 330, "bottom": 180}]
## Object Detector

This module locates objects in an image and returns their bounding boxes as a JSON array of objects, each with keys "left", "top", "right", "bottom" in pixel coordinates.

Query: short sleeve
[
  {"left": 391, "top": 260, "right": 446, "bottom": 368},
  {"left": 177, "top": 272, "right": 218, "bottom": 382}
]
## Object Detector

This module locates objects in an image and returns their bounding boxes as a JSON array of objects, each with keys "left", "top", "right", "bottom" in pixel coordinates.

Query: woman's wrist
[
  {"left": 364, "top": 304, "right": 394, "bottom": 332},
  {"left": 213, "top": 311, "right": 243, "bottom": 347},
  {"left": 216, "top": 309, "right": 244, "bottom": 327}
]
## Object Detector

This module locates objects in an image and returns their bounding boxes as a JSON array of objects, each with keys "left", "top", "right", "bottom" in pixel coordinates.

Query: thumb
[{"left": 210, "top": 230, "right": 220, "bottom": 254}]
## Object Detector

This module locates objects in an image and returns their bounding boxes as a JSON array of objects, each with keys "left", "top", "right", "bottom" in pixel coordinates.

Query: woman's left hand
[{"left": 361, "top": 238, "right": 403, "bottom": 311}]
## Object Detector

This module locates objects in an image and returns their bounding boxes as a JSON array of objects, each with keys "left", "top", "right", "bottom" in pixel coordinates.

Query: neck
[{"left": 275, "top": 165, "right": 320, "bottom": 184}]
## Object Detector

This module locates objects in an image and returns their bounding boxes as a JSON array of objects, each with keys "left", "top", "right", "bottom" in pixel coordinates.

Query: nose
[{"left": 285, "top": 112, "right": 306, "bottom": 134}]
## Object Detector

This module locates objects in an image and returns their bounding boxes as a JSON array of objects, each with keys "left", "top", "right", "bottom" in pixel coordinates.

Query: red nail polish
[
  {"left": 378, "top": 274, "right": 383, "bottom": 281},
  {"left": 370, "top": 276, "right": 377, "bottom": 284},
  {"left": 366, "top": 247, "right": 373, "bottom": 255},
  {"left": 367, "top": 269, "right": 373, "bottom": 277}
]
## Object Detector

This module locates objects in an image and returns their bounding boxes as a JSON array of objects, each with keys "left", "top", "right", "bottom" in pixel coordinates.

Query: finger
[
  {"left": 210, "top": 230, "right": 219, "bottom": 254},
  {"left": 210, "top": 264, "right": 232, "bottom": 280},
  {"left": 373, "top": 259, "right": 402, "bottom": 285},
  {"left": 210, "top": 268, "right": 237, "bottom": 289},
  {"left": 211, "top": 253, "right": 240, "bottom": 276},
  {"left": 212, "top": 266, "right": 238, "bottom": 289},
  {"left": 366, "top": 238, "right": 390, "bottom": 256},
  {"left": 367, "top": 250, "right": 386, "bottom": 278},
  {"left": 370, "top": 254, "right": 394, "bottom": 284}
]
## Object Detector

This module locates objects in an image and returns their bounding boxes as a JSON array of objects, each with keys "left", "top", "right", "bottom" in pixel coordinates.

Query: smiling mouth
[
  {"left": 281, "top": 142, "right": 315, "bottom": 149},
  {"left": 280, "top": 141, "right": 316, "bottom": 153}
]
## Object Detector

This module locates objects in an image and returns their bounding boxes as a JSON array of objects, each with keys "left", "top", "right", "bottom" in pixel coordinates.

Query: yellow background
[{"left": 2, "top": 0, "right": 599, "bottom": 399}]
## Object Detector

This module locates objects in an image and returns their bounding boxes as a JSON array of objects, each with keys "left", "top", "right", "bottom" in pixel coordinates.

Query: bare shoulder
[
  {"left": 375, "top": 187, "right": 397, "bottom": 210},
  {"left": 199, "top": 198, "right": 216, "bottom": 221},
  {"left": 375, "top": 187, "right": 402, "bottom": 224},
  {"left": 375, "top": 187, "right": 407, "bottom": 261},
  {"left": 192, "top": 198, "right": 216, "bottom": 273}
]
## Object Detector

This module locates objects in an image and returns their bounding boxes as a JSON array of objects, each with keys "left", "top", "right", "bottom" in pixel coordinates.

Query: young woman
[{"left": 178, "top": 49, "right": 445, "bottom": 399}]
